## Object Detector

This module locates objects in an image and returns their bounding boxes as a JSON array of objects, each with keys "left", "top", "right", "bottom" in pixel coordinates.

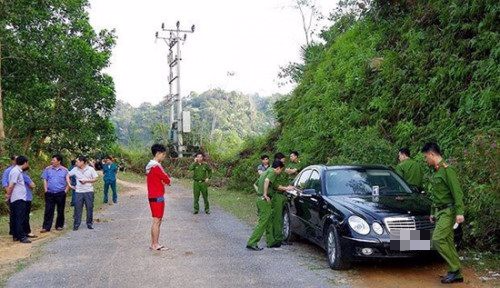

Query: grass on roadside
[{"left": 177, "top": 178, "right": 258, "bottom": 225}]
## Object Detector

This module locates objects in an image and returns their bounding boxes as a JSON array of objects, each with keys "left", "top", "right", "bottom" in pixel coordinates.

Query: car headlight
[
  {"left": 348, "top": 215, "right": 370, "bottom": 235},
  {"left": 372, "top": 222, "right": 384, "bottom": 235}
]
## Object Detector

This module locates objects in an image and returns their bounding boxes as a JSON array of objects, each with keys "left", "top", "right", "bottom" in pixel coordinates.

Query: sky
[{"left": 88, "top": 0, "right": 337, "bottom": 107}]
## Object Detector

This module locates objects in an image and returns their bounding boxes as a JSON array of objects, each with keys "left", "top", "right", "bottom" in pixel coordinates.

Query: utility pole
[{"left": 155, "top": 21, "right": 195, "bottom": 157}]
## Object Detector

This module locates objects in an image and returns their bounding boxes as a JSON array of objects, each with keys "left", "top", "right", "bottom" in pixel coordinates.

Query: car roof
[{"left": 303, "top": 164, "right": 390, "bottom": 171}]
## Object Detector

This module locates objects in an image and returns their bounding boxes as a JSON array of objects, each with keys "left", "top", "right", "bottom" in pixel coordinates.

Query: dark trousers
[
  {"left": 10, "top": 200, "right": 28, "bottom": 240},
  {"left": 103, "top": 180, "right": 117, "bottom": 203},
  {"left": 9, "top": 201, "right": 13, "bottom": 235},
  {"left": 42, "top": 192, "right": 66, "bottom": 230},
  {"left": 73, "top": 192, "right": 94, "bottom": 228},
  {"left": 24, "top": 201, "right": 32, "bottom": 234}
]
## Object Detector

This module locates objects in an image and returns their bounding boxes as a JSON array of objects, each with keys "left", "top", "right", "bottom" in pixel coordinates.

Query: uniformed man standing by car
[
  {"left": 246, "top": 160, "right": 285, "bottom": 251},
  {"left": 422, "top": 142, "right": 465, "bottom": 284},
  {"left": 395, "top": 147, "right": 424, "bottom": 190},
  {"left": 269, "top": 152, "right": 296, "bottom": 247},
  {"left": 189, "top": 152, "right": 212, "bottom": 214}
]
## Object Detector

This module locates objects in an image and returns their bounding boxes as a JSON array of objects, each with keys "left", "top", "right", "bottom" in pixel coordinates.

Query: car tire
[
  {"left": 325, "top": 224, "right": 351, "bottom": 270},
  {"left": 282, "top": 208, "right": 298, "bottom": 242}
]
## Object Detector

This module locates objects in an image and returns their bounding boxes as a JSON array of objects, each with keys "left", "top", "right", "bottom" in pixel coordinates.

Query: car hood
[{"left": 327, "top": 194, "right": 432, "bottom": 220}]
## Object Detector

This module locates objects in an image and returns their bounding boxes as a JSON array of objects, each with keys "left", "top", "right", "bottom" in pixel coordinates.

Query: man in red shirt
[{"left": 146, "top": 144, "right": 171, "bottom": 251}]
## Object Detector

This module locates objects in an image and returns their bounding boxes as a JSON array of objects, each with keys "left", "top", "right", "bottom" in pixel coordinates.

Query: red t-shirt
[{"left": 146, "top": 165, "right": 171, "bottom": 198}]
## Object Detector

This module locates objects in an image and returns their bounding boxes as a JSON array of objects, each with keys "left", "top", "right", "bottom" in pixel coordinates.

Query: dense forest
[
  {"left": 229, "top": 0, "right": 499, "bottom": 250},
  {"left": 111, "top": 89, "right": 279, "bottom": 157}
]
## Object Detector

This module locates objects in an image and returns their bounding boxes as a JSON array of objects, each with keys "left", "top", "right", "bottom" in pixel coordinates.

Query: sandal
[{"left": 149, "top": 245, "right": 169, "bottom": 251}]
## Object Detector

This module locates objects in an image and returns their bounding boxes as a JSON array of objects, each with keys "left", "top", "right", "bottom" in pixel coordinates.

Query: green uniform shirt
[
  {"left": 429, "top": 160, "right": 464, "bottom": 215},
  {"left": 286, "top": 161, "right": 303, "bottom": 181},
  {"left": 395, "top": 158, "right": 424, "bottom": 188},
  {"left": 188, "top": 163, "right": 212, "bottom": 182},
  {"left": 254, "top": 168, "right": 278, "bottom": 197}
]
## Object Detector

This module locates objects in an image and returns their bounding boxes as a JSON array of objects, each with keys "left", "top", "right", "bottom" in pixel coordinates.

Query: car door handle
[{"left": 310, "top": 198, "right": 318, "bottom": 203}]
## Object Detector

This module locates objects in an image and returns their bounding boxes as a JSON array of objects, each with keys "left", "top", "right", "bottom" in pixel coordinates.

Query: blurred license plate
[{"left": 390, "top": 230, "right": 432, "bottom": 251}]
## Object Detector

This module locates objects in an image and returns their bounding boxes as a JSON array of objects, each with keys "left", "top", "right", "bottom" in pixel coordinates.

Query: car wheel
[
  {"left": 282, "top": 208, "right": 298, "bottom": 242},
  {"left": 325, "top": 224, "right": 351, "bottom": 270}
]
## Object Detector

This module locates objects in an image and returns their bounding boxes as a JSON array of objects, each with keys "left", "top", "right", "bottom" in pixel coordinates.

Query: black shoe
[
  {"left": 205, "top": 211, "right": 210, "bottom": 214},
  {"left": 73, "top": 226, "right": 79, "bottom": 231},
  {"left": 281, "top": 241, "right": 293, "bottom": 246},
  {"left": 441, "top": 271, "right": 464, "bottom": 284},
  {"left": 268, "top": 243, "right": 282, "bottom": 248},
  {"left": 193, "top": 211, "right": 199, "bottom": 214},
  {"left": 246, "top": 245, "right": 263, "bottom": 251},
  {"left": 19, "top": 237, "right": 31, "bottom": 244},
  {"left": 13, "top": 237, "right": 19, "bottom": 242},
  {"left": 87, "top": 224, "right": 94, "bottom": 230}
]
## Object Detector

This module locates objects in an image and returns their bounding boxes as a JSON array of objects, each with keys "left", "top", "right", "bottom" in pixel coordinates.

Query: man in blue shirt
[
  {"left": 2, "top": 155, "right": 18, "bottom": 238},
  {"left": 40, "top": 154, "right": 69, "bottom": 233},
  {"left": 102, "top": 155, "right": 118, "bottom": 204}
]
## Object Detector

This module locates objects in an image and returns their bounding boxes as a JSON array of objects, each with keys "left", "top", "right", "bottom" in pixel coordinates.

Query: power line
[{"left": 155, "top": 21, "right": 195, "bottom": 157}]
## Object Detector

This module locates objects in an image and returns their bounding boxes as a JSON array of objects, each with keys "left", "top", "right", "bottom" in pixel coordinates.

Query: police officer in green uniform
[
  {"left": 268, "top": 152, "right": 297, "bottom": 247},
  {"left": 246, "top": 160, "right": 285, "bottom": 251},
  {"left": 395, "top": 147, "right": 424, "bottom": 190},
  {"left": 422, "top": 142, "right": 465, "bottom": 284},
  {"left": 188, "top": 152, "right": 212, "bottom": 214}
]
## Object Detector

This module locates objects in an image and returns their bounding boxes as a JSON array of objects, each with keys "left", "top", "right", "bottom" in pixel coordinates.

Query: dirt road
[
  {"left": 6, "top": 180, "right": 347, "bottom": 288},
  {"left": 4, "top": 179, "right": 496, "bottom": 288}
]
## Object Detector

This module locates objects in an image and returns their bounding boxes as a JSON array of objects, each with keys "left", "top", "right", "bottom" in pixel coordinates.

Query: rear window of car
[{"left": 325, "top": 168, "right": 412, "bottom": 196}]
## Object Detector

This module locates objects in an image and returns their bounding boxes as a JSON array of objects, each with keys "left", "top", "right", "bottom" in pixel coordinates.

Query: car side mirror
[{"left": 301, "top": 189, "right": 317, "bottom": 196}]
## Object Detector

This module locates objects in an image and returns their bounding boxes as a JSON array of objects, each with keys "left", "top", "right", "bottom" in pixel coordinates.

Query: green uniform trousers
[
  {"left": 432, "top": 207, "right": 462, "bottom": 274},
  {"left": 193, "top": 181, "right": 209, "bottom": 213},
  {"left": 247, "top": 197, "right": 275, "bottom": 247},
  {"left": 271, "top": 193, "right": 287, "bottom": 244}
]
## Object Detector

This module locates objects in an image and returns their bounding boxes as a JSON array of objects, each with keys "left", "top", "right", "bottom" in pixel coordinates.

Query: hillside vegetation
[{"left": 229, "top": 0, "right": 499, "bottom": 250}]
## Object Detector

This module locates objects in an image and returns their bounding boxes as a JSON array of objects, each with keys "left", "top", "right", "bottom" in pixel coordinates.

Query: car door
[
  {"left": 291, "top": 169, "right": 312, "bottom": 237},
  {"left": 302, "top": 170, "right": 324, "bottom": 244}
]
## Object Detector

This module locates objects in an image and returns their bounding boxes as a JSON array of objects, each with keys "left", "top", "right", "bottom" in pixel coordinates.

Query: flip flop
[{"left": 149, "top": 245, "right": 169, "bottom": 251}]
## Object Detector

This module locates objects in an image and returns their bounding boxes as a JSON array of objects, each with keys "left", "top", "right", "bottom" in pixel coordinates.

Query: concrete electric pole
[{"left": 155, "top": 21, "right": 195, "bottom": 157}]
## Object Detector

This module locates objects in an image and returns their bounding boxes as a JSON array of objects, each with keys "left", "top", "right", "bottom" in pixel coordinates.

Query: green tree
[{"left": 0, "top": 0, "right": 116, "bottom": 154}]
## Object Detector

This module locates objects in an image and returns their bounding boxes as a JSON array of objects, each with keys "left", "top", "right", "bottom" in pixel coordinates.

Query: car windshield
[{"left": 325, "top": 168, "right": 412, "bottom": 196}]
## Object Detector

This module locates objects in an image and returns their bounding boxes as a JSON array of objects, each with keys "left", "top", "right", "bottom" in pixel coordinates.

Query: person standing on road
[
  {"left": 67, "top": 156, "right": 98, "bottom": 231},
  {"left": 257, "top": 155, "right": 270, "bottom": 175},
  {"left": 3, "top": 155, "right": 18, "bottom": 238},
  {"left": 146, "top": 144, "right": 171, "bottom": 251},
  {"left": 247, "top": 160, "right": 288, "bottom": 251},
  {"left": 188, "top": 152, "right": 212, "bottom": 215},
  {"left": 268, "top": 152, "right": 296, "bottom": 247},
  {"left": 395, "top": 147, "right": 424, "bottom": 190},
  {"left": 41, "top": 155, "right": 69, "bottom": 233},
  {"left": 102, "top": 155, "right": 119, "bottom": 204},
  {"left": 6, "top": 156, "right": 31, "bottom": 244},
  {"left": 422, "top": 142, "right": 465, "bottom": 284}
]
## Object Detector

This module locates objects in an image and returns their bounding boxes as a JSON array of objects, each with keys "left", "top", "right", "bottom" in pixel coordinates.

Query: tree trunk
[{"left": 0, "top": 41, "right": 6, "bottom": 153}]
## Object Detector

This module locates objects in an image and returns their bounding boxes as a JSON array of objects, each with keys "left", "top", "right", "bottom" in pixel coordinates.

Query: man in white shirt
[
  {"left": 66, "top": 156, "right": 98, "bottom": 230},
  {"left": 6, "top": 156, "right": 31, "bottom": 243}
]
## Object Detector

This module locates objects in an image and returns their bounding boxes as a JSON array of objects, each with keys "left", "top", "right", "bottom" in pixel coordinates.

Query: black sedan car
[{"left": 282, "top": 165, "right": 443, "bottom": 270}]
